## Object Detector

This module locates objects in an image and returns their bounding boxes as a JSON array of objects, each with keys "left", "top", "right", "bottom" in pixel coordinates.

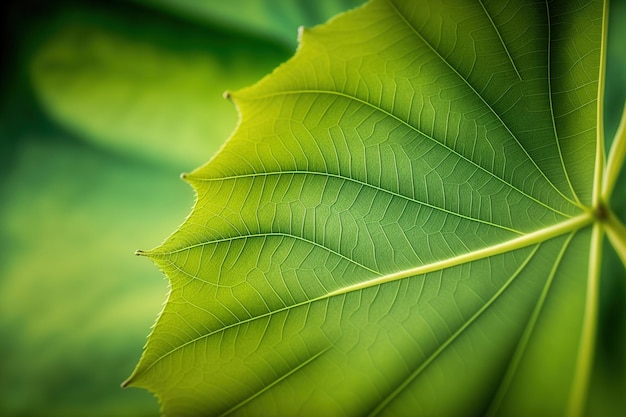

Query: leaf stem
[
  {"left": 602, "top": 102, "right": 626, "bottom": 200},
  {"left": 568, "top": 223, "right": 602, "bottom": 417},
  {"left": 605, "top": 208, "right": 626, "bottom": 268}
]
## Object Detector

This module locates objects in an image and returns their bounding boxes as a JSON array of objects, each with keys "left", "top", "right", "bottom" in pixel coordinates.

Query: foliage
[{"left": 125, "top": 0, "right": 626, "bottom": 416}]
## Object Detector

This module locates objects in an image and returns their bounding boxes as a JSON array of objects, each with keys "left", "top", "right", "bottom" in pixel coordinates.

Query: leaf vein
[
  {"left": 235, "top": 89, "right": 576, "bottom": 218},
  {"left": 385, "top": 0, "right": 582, "bottom": 208}
]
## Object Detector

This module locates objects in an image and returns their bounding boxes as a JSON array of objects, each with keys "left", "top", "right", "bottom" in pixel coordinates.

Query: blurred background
[
  {"left": 0, "top": 0, "right": 624, "bottom": 416},
  {"left": 0, "top": 0, "right": 364, "bottom": 415}
]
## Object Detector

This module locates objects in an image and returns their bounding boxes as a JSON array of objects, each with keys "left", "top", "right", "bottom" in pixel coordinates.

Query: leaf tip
[
  {"left": 223, "top": 90, "right": 232, "bottom": 100},
  {"left": 121, "top": 370, "right": 140, "bottom": 388},
  {"left": 180, "top": 172, "right": 193, "bottom": 184},
  {"left": 135, "top": 249, "right": 147, "bottom": 257},
  {"left": 297, "top": 25, "right": 305, "bottom": 44}
]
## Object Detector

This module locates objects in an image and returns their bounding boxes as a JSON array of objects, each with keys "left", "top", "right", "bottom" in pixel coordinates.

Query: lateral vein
[
  {"left": 131, "top": 214, "right": 592, "bottom": 379},
  {"left": 326, "top": 213, "right": 592, "bottom": 297}
]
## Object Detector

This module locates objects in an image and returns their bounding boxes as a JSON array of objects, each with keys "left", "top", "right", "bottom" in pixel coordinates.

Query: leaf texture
[{"left": 126, "top": 0, "right": 626, "bottom": 415}]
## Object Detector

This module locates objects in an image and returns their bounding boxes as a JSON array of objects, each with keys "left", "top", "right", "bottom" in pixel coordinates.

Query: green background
[{"left": 0, "top": 0, "right": 623, "bottom": 416}]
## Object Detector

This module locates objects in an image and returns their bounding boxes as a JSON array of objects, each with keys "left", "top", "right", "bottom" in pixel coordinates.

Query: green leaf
[
  {"left": 126, "top": 0, "right": 626, "bottom": 415},
  {"left": 29, "top": 4, "right": 289, "bottom": 169}
]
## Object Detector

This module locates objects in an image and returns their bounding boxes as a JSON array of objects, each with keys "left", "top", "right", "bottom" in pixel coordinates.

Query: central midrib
[
  {"left": 325, "top": 212, "right": 593, "bottom": 297},
  {"left": 133, "top": 211, "right": 594, "bottom": 378}
]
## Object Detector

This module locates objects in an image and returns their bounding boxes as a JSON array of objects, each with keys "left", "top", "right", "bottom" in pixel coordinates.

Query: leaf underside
[{"left": 126, "top": 0, "right": 626, "bottom": 416}]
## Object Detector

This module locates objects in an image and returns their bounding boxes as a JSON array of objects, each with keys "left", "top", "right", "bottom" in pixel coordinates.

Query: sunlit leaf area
[{"left": 0, "top": 0, "right": 625, "bottom": 416}]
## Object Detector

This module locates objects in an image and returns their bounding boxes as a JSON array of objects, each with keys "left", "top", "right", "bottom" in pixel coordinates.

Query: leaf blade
[{"left": 128, "top": 0, "right": 611, "bottom": 415}]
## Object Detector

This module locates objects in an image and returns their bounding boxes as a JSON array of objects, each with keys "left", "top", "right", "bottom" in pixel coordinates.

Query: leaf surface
[{"left": 126, "top": 0, "right": 626, "bottom": 415}]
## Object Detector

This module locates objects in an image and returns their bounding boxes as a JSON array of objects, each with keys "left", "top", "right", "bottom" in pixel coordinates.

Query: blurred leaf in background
[
  {"left": 125, "top": 0, "right": 366, "bottom": 48},
  {"left": 29, "top": 4, "right": 288, "bottom": 169},
  {"left": 0, "top": 0, "right": 363, "bottom": 415}
]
